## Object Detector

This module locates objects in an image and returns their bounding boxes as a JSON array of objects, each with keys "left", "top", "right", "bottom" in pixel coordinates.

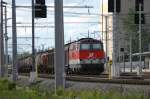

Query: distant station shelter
[{"left": 133, "top": 52, "right": 150, "bottom": 70}]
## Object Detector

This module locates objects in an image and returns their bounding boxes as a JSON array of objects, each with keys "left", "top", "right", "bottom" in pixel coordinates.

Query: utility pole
[
  {"left": 54, "top": 0, "right": 65, "bottom": 90},
  {"left": 12, "top": 0, "right": 18, "bottom": 81},
  {"left": 138, "top": 3, "right": 142, "bottom": 75},
  {"left": 0, "top": 0, "right": 4, "bottom": 77}
]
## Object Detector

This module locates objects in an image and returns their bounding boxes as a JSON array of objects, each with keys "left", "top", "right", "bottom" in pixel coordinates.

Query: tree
[
  {"left": 122, "top": 8, "right": 150, "bottom": 53},
  {"left": 122, "top": 9, "right": 138, "bottom": 53}
]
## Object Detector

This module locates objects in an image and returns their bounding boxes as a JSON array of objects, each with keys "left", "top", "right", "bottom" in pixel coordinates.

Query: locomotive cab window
[
  {"left": 92, "top": 44, "right": 102, "bottom": 50},
  {"left": 80, "top": 44, "right": 90, "bottom": 50}
]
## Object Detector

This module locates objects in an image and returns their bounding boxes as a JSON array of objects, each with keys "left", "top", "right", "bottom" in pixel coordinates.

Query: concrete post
[
  {"left": 112, "top": 0, "right": 119, "bottom": 77},
  {"left": 12, "top": 0, "right": 18, "bottom": 81},
  {"left": 29, "top": 0, "right": 37, "bottom": 83},
  {"left": 54, "top": 0, "right": 65, "bottom": 90}
]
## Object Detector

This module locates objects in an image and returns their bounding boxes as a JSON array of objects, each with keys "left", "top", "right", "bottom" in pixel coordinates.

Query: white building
[{"left": 101, "top": 0, "right": 113, "bottom": 60}]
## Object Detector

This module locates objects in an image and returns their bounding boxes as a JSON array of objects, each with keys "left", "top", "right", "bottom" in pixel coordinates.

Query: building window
[{"left": 135, "top": 0, "right": 144, "bottom": 11}]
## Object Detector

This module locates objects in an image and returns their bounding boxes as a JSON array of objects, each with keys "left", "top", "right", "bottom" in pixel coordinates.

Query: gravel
[{"left": 15, "top": 76, "right": 150, "bottom": 93}]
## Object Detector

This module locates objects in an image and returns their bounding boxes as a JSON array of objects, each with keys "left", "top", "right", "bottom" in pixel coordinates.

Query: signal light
[
  {"left": 34, "top": 5, "right": 47, "bottom": 18},
  {"left": 36, "top": 0, "right": 45, "bottom": 5},
  {"left": 34, "top": 0, "right": 47, "bottom": 18}
]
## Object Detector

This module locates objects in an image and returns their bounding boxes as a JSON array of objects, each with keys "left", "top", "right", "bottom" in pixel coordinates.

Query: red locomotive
[
  {"left": 18, "top": 38, "right": 105, "bottom": 74},
  {"left": 66, "top": 38, "right": 105, "bottom": 74}
]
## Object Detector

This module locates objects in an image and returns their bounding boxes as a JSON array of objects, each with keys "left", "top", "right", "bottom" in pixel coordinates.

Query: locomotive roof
[
  {"left": 68, "top": 38, "right": 102, "bottom": 44},
  {"left": 79, "top": 38, "right": 101, "bottom": 42},
  {"left": 71, "top": 38, "right": 102, "bottom": 43}
]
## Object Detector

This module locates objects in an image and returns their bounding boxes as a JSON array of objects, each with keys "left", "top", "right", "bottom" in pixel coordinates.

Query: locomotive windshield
[
  {"left": 92, "top": 44, "right": 102, "bottom": 50},
  {"left": 80, "top": 43, "right": 102, "bottom": 50},
  {"left": 80, "top": 44, "right": 90, "bottom": 50}
]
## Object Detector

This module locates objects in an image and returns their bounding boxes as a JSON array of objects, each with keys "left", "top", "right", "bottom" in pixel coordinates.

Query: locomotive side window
[
  {"left": 92, "top": 44, "right": 102, "bottom": 50},
  {"left": 80, "top": 44, "right": 90, "bottom": 50}
]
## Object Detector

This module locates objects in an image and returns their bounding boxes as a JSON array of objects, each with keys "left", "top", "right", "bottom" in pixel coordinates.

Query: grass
[{"left": 0, "top": 79, "right": 149, "bottom": 99}]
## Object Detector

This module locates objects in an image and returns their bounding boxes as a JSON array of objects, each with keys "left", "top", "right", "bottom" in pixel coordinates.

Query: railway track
[
  {"left": 120, "top": 72, "right": 150, "bottom": 79},
  {"left": 19, "top": 73, "right": 108, "bottom": 79},
  {"left": 19, "top": 73, "right": 150, "bottom": 85}
]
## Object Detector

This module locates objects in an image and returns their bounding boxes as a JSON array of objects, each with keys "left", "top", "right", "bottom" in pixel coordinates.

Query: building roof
[{"left": 132, "top": 52, "right": 150, "bottom": 56}]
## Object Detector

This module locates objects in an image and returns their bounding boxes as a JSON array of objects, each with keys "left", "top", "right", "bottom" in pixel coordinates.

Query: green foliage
[
  {"left": 0, "top": 79, "right": 16, "bottom": 90},
  {"left": 122, "top": 9, "right": 139, "bottom": 53},
  {"left": 0, "top": 79, "right": 149, "bottom": 99},
  {"left": 122, "top": 9, "right": 138, "bottom": 34},
  {"left": 122, "top": 8, "right": 150, "bottom": 53}
]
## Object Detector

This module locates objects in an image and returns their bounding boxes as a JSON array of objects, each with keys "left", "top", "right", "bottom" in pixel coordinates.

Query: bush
[{"left": 0, "top": 79, "right": 16, "bottom": 90}]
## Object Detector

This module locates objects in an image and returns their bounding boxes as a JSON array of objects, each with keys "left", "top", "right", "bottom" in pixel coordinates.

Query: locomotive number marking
[{"left": 88, "top": 53, "right": 94, "bottom": 58}]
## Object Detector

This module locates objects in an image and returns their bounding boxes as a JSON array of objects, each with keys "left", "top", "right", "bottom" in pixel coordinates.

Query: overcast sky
[{"left": 5, "top": 0, "right": 108, "bottom": 53}]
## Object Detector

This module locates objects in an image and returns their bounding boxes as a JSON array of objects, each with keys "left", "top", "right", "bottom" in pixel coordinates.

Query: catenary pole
[
  {"left": 129, "top": 33, "right": 133, "bottom": 72},
  {"left": 28, "top": 0, "right": 36, "bottom": 83},
  {"left": 101, "top": 0, "right": 103, "bottom": 41},
  {"left": 0, "top": 0, "right": 4, "bottom": 77},
  {"left": 12, "top": 0, "right": 18, "bottom": 81},
  {"left": 32, "top": 0, "right": 35, "bottom": 72},
  {"left": 4, "top": 6, "right": 9, "bottom": 77},
  {"left": 105, "top": 15, "right": 108, "bottom": 72},
  {"left": 112, "top": 0, "right": 118, "bottom": 77},
  {"left": 138, "top": 3, "right": 142, "bottom": 75},
  {"left": 54, "top": 0, "right": 65, "bottom": 90}
]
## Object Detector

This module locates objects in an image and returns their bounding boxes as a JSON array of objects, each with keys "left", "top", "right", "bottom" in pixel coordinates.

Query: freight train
[{"left": 18, "top": 38, "right": 105, "bottom": 74}]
